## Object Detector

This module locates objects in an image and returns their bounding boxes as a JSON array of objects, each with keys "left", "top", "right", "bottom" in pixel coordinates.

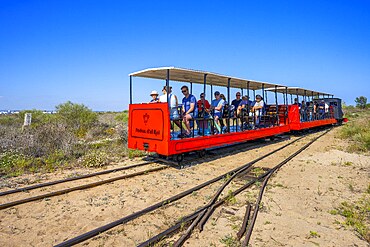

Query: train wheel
[
  {"left": 198, "top": 150, "right": 206, "bottom": 158},
  {"left": 175, "top": 154, "right": 184, "bottom": 163}
]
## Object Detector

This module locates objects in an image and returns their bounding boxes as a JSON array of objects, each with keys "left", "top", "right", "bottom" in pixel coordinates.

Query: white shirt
[
  {"left": 254, "top": 100, "right": 264, "bottom": 108},
  {"left": 159, "top": 94, "right": 177, "bottom": 108}
]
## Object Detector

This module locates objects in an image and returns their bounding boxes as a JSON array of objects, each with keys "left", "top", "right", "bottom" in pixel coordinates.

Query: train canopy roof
[
  {"left": 265, "top": 87, "right": 333, "bottom": 97},
  {"left": 129, "top": 67, "right": 282, "bottom": 90}
]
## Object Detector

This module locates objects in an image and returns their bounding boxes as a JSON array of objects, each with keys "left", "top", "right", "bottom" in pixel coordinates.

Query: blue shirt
[
  {"left": 239, "top": 100, "right": 252, "bottom": 107},
  {"left": 182, "top": 94, "right": 198, "bottom": 115},
  {"left": 231, "top": 99, "right": 242, "bottom": 109},
  {"left": 211, "top": 98, "right": 225, "bottom": 113}
]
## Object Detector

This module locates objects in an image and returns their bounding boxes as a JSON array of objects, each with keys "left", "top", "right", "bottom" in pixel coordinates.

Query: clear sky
[{"left": 1, "top": 0, "right": 369, "bottom": 111}]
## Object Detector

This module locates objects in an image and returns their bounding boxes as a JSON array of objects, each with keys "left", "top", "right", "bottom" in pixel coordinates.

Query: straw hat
[{"left": 150, "top": 90, "right": 159, "bottom": 96}]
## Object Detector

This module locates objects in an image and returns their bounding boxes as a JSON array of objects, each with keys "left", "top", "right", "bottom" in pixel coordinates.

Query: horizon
[{"left": 1, "top": 1, "right": 369, "bottom": 111}]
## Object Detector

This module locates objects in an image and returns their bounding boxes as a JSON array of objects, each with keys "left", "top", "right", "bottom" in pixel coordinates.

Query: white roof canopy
[
  {"left": 265, "top": 87, "right": 333, "bottom": 97},
  {"left": 130, "top": 67, "right": 282, "bottom": 90}
]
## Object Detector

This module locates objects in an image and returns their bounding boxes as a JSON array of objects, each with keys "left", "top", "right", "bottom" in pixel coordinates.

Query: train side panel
[
  {"left": 168, "top": 125, "right": 290, "bottom": 155},
  {"left": 288, "top": 104, "right": 337, "bottom": 130}
]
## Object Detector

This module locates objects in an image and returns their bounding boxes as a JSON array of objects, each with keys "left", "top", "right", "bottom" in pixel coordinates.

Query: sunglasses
[
  {"left": 200, "top": 95, "right": 204, "bottom": 98},
  {"left": 182, "top": 90, "right": 187, "bottom": 93},
  {"left": 236, "top": 95, "right": 241, "bottom": 96}
]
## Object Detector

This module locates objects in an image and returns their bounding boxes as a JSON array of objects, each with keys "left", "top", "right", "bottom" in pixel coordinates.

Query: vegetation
[
  {"left": 219, "top": 234, "right": 240, "bottom": 247},
  {"left": 0, "top": 102, "right": 129, "bottom": 177},
  {"left": 340, "top": 101, "right": 370, "bottom": 152},
  {"left": 355, "top": 96, "right": 367, "bottom": 109},
  {"left": 225, "top": 190, "right": 237, "bottom": 205},
  {"left": 56, "top": 101, "right": 98, "bottom": 137},
  {"left": 307, "top": 231, "right": 320, "bottom": 238},
  {"left": 333, "top": 194, "right": 370, "bottom": 242}
]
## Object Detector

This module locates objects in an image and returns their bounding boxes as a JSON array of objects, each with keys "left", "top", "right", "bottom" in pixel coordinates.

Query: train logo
[{"left": 143, "top": 113, "right": 149, "bottom": 125}]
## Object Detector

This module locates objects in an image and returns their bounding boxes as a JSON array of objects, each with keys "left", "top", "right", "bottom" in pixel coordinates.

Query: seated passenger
[
  {"left": 197, "top": 93, "right": 211, "bottom": 117},
  {"left": 231, "top": 92, "right": 242, "bottom": 117},
  {"left": 197, "top": 93, "right": 211, "bottom": 134},
  {"left": 307, "top": 101, "right": 314, "bottom": 121},
  {"left": 324, "top": 101, "right": 329, "bottom": 118},
  {"left": 210, "top": 91, "right": 224, "bottom": 134},
  {"left": 318, "top": 100, "right": 325, "bottom": 119},
  {"left": 220, "top": 94, "right": 229, "bottom": 132},
  {"left": 180, "top": 85, "right": 198, "bottom": 137},
  {"left": 159, "top": 86, "right": 181, "bottom": 128},
  {"left": 300, "top": 100, "right": 307, "bottom": 121},
  {"left": 251, "top": 94, "right": 265, "bottom": 126},
  {"left": 237, "top": 95, "right": 252, "bottom": 117},
  {"left": 313, "top": 101, "right": 319, "bottom": 120},
  {"left": 149, "top": 90, "right": 159, "bottom": 103}
]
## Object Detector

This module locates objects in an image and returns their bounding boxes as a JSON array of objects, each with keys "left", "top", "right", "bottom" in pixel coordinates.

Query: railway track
[
  {"left": 54, "top": 127, "right": 331, "bottom": 247},
  {"left": 140, "top": 129, "right": 331, "bottom": 247},
  {"left": 0, "top": 133, "right": 290, "bottom": 211},
  {"left": 0, "top": 160, "right": 168, "bottom": 210}
]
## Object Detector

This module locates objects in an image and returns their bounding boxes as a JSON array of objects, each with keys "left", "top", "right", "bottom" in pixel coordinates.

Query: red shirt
[{"left": 197, "top": 99, "right": 210, "bottom": 111}]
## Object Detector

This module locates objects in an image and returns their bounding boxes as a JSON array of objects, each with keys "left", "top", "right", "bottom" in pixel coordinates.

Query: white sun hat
[{"left": 150, "top": 90, "right": 159, "bottom": 96}]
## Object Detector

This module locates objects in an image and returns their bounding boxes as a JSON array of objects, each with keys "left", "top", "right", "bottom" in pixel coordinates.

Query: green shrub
[
  {"left": 128, "top": 149, "right": 146, "bottom": 159},
  {"left": 0, "top": 151, "right": 31, "bottom": 177},
  {"left": 55, "top": 101, "right": 98, "bottom": 137},
  {"left": 0, "top": 115, "right": 21, "bottom": 126},
  {"left": 115, "top": 112, "right": 129, "bottom": 123},
  {"left": 219, "top": 234, "right": 240, "bottom": 247},
  {"left": 19, "top": 110, "right": 56, "bottom": 127},
  {"left": 339, "top": 111, "right": 370, "bottom": 152},
  {"left": 79, "top": 150, "right": 110, "bottom": 168},
  {"left": 116, "top": 124, "right": 128, "bottom": 143},
  {"left": 0, "top": 105, "right": 131, "bottom": 176},
  {"left": 336, "top": 195, "right": 370, "bottom": 242}
]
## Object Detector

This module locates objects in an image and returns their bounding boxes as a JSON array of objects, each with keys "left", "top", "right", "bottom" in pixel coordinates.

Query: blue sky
[{"left": 0, "top": 0, "right": 369, "bottom": 111}]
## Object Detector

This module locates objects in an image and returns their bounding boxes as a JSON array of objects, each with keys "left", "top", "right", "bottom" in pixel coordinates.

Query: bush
[
  {"left": 0, "top": 122, "right": 77, "bottom": 162},
  {"left": 355, "top": 96, "right": 367, "bottom": 109},
  {"left": 55, "top": 101, "right": 98, "bottom": 137},
  {"left": 0, "top": 114, "right": 21, "bottom": 126},
  {"left": 0, "top": 151, "right": 31, "bottom": 176},
  {"left": 0, "top": 104, "right": 130, "bottom": 176},
  {"left": 339, "top": 116, "right": 370, "bottom": 152},
  {"left": 79, "top": 150, "right": 110, "bottom": 168},
  {"left": 339, "top": 107, "right": 370, "bottom": 152},
  {"left": 116, "top": 124, "right": 128, "bottom": 143},
  {"left": 19, "top": 110, "right": 56, "bottom": 127},
  {"left": 115, "top": 111, "right": 129, "bottom": 124},
  {"left": 336, "top": 195, "right": 370, "bottom": 242}
]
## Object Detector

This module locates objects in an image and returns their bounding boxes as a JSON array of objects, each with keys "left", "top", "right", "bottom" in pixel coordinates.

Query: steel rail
[
  {"left": 172, "top": 165, "right": 255, "bottom": 246},
  {"left": 0, "top": 165, "right": 168, "bottom": 210},
  {"left": 0, "top": 161, "right": 156, "bottom": 197},
  {"left": 242, "top": 173, "right": 271, "bottom": 246},
  {"left": 138, "top": 128, "right": 331, "bottom": 247},
  {"left": 172, "top": 132, "right": 326, "bottom": 244},
  {"left": 0, "top": 136, "right": 287, "bottom": 198},
  {"left": 197, "top": 166, "right": 253, "bottom": 232},
  {"left": 237, "top": 203, "right": 251, "bottom": 240},
  {"left": 241, "top": 128, "right": 332, "bottom": 246},
  {"left": 138, "top": 175, "right": 260, "bottom": 247},
  {"left": 54, "top": 134, "right": 308, "bottom": 247}
]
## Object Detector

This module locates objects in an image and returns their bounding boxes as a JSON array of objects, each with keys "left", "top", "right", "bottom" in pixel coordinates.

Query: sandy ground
[{"left": 0, "top": 127, "right": 369, "bottom": 247}]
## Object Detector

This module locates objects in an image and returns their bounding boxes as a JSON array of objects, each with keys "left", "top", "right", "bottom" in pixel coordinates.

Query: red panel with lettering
[{"left": 131, "top": 108, "right": 164, "bottom": 141}]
